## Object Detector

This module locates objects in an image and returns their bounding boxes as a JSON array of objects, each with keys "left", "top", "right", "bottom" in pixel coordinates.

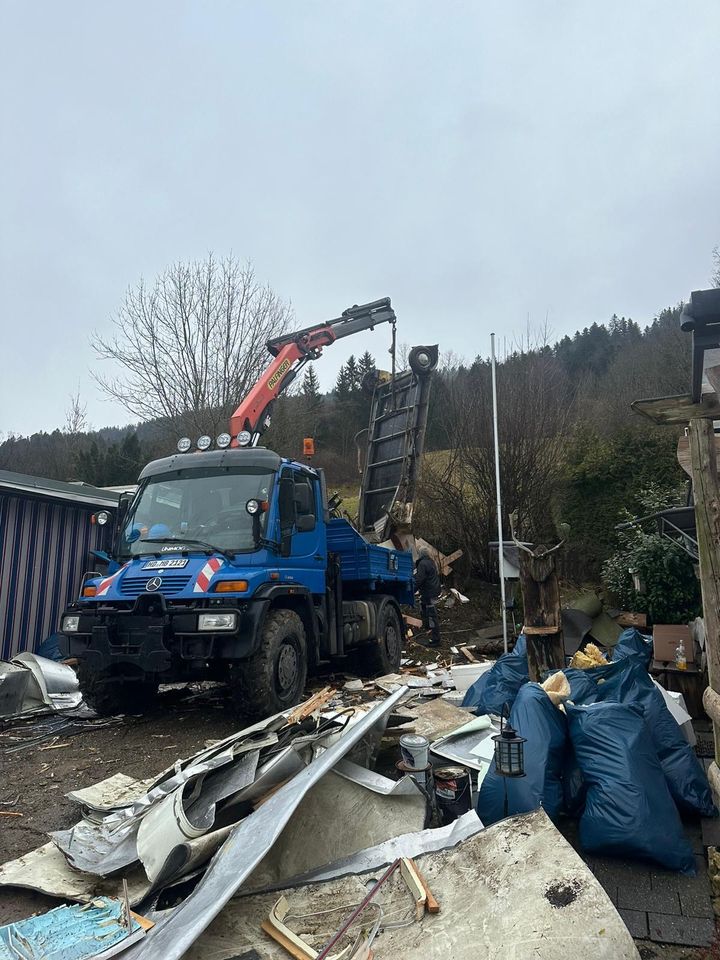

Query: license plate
[{"left": 142, "top": 559, "right": 189, "bottom": 570}]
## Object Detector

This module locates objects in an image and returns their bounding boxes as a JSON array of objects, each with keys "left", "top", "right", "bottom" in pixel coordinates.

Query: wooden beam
[
  {"left": 708, "top": 761, "right": 720, "bottom": 809},
  {"left": 703, "top": 685, "right": 720, "bottom": 725},
  {"left": 522, "top": 625, "right": 560, "bottom": 635},
  {"left": 689, "top": 417, "right": 720, "bottom": 763},
  {"left": 632, "top": 393, "right": 720, "bottom": 425}
]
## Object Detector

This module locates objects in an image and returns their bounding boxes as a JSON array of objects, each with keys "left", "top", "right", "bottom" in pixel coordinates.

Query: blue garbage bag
[
  {"left": 462, "top": 635, "right": 528, "bottom": 714},
  {"left": 477, "top": 682, "right": 568, "bottom": 825},
  {"left": 563, "top": 667, "right": 601, "bottom": 704},
  {"left": 567, "top": 701, "right": 696, "bottom": 874},
  {"left": 573, "top": 658, "right": 716, "bottom": 817},
  {"left": 36, "top": 633, "right": 63, "bottom": 661},
  {"left": 612, "top": 628, "right": 653, "bottom": 668}
]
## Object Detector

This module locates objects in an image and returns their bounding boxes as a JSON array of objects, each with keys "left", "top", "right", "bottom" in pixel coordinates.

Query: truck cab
[{"left": 59, "top": 445, "right": 413, "bottom": 717}]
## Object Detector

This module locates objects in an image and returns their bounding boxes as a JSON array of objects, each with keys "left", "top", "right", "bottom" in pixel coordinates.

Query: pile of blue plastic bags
[{"left": 463, "top": 629, "right": 716, "bottom": 875}]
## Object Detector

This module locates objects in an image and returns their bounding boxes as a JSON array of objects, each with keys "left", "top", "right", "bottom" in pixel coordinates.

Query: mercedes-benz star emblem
[{"left": 145, "top": 577, "right": 163, "bottom": 592}]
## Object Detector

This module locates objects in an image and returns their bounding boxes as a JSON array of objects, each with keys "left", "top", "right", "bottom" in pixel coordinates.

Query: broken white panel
[
  {"left": 182, "top": 809, "right": 639, "bottom": 960},
  {"left": 652, "top": 679, "right": 697, "bottom": 747},
  {"left": 67, "top": 774, "right": 156, "bottom": 817},
  {"left": 450, "top": 661, "right": 495, "bottom": 694},
  {"left": 121, "top": 688, "right": 406, "bottom": 960},
  {"left": 0, "top": 841, "right": 151, "bottom": 906}
]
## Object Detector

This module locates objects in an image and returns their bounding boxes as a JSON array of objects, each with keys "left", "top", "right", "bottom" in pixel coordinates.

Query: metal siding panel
[
  {"left": 18, "top": 499, "right": 41, "bottom": 652},
  {"left": 31, "top": 501, "right": 54, "bottom": 649},
  {"left": 2, "top": 498, "right": 28, "bottom": 659}
]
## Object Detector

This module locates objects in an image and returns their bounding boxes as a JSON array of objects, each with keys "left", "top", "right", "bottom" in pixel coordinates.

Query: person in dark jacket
[{"left": 415, "top": 549, "right": 441, "bottom": 646}]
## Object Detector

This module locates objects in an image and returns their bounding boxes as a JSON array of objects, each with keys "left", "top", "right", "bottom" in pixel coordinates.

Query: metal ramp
[{"left": 357, "top": 345, "right": 438, "bottom": 543}]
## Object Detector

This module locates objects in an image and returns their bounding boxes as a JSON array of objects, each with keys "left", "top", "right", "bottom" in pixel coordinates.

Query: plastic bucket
[{"left": 399, "top": 734, "right": 430, "bottom": 769}]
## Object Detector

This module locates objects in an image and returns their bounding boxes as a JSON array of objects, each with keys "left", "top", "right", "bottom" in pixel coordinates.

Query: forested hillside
[{"left": 0, "top": 303, "right": 693, "bottom": 585}]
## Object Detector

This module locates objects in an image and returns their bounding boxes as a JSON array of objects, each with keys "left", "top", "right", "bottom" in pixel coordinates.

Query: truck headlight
[
  {"left": 198, "top": 613, "right": 237, "bottom": 631},
  {"left": 62, "top": 615, "right": 80, "bottom": 633}
]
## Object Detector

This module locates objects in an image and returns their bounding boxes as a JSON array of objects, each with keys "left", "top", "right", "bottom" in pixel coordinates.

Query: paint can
[
  {"left": 399, "top": 734, "right": 430, "bottom": 770},
  {"left": 434, "top": 765, "right": 471, "bottom": 824},
  {"left": 396, "top": 759, "right": 433, "bottom": 790}
]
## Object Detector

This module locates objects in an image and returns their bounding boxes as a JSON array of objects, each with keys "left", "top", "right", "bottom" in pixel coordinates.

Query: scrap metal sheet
[{"left": 122, "top": 688, "right": 406, "bottom": 960}]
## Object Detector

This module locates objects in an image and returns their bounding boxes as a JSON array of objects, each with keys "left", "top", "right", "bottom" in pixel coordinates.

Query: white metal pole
[{"left": 491, "top": 333, "right": 508, "bottom": 654}]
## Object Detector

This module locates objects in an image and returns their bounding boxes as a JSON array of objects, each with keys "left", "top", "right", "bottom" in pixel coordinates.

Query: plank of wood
[
  {"left": 459, "top": 645, "right": 478, "bottom": 663},
  {"left": 0, "top": 811, "right": 22, "bottom": 818},
  {"left": 261, "top": 918, "right": 313, "bottom": 960},
  {"left": 403, "top": 614, "right": 423, "bottom": 628},
  {"left": 632, "top": 393, "right": 720, "bottom": 425},
  {"left": 400, "top": 857, "right": 427, "bottom": 921},
  {"left": 407, "top": 858, "right": 440, "bottom": 914},
  {"left": 522, "top": 625, "right": 560, "bottom": 635}
]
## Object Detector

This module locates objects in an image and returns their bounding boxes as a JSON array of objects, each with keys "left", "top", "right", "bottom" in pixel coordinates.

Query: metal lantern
[
  {"left": 629, "top": 567, "right": 646, "bottom": 594},
  {"left": 493, "top": 705, "right": 527, "bottom": 779}
]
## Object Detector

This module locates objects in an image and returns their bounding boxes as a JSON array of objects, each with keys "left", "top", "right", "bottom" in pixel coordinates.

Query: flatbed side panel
[{"left": 327, "top": 518, "right": 413, "bottom": 598}]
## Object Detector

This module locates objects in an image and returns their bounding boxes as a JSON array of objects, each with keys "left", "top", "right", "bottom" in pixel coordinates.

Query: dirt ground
[{"left": 1, "top": 597, "right": 717, "bottom": 959}]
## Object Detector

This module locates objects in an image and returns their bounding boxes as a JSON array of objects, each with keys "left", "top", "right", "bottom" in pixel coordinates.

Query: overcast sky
[{"left": 1, "top": 1, "right": 719, "bottom": 437}]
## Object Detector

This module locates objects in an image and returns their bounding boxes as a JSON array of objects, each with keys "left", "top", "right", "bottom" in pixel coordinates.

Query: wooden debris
[
  {"left": 287, "top": 687, "right": 335, "bottom": 724},
  {"left": 407, "top": 857, "right": 440, "bottom": 914},
  {"left": 459, "top": 646, "right": 478, "bottom": 663},
  {"left": 403, "top": 614, "right": 423, "bottom": 629},
  {"left": 0, "top": 811, "right": 23, "bottom": 817}
]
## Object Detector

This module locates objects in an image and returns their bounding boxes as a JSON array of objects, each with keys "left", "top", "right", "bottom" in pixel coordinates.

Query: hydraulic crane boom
[{"left": 229, "top": 298, "right": 396, "bottom": 446}]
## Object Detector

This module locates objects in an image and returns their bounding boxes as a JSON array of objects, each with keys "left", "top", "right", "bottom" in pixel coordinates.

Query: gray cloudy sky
[{"left": 1, "top": 1, "right": 719, "bottom": 436}]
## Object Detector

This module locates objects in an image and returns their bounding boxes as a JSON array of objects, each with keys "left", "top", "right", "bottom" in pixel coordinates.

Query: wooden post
[
  {"left": 689, "top": 417, "right": 720, "bottom": 788},
  {"left": 518, "top": 548, "right": 564, "bottom": 681}
]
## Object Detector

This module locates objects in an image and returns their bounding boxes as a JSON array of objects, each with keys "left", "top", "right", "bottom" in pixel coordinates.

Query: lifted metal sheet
[{"left": 122, "top": 688, "right": 406, "bottom": 960}]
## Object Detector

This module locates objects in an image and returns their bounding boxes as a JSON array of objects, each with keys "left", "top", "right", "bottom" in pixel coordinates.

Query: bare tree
[
  {"left": 93, "top": 255, "right": 294, "bottom": 439},
  {"left": 417, "top": 349, "right": 574, "bottom": 578},
  {"left": 64, "top": 387, "right": 89, "bottom": 435},
  {"left": 713, "top": 246, "right": 720, "bottom": 287}
]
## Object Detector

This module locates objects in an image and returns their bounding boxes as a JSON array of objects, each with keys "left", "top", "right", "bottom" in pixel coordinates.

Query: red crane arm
[
  {"left": 228, "top": 298, "right": 396, "bottom": 446},
  {"left": 229, "top": 326, "right": 337, "bottom": 441}
]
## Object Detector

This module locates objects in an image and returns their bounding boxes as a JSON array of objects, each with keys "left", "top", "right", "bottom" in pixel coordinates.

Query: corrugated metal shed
[{"left": 0, "top": 471, "right": 119, "bottom": 660}]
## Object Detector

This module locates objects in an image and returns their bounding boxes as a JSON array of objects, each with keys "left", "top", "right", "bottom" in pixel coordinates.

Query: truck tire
[
  {"left": 231, "top": 609, "right": 308, "bottom": 720},
  {"left": 78, "top": 662, "right": 158, "bottom": 716},
  {"left": 362, "top": 597, "right": 403, "bottom": 676}
]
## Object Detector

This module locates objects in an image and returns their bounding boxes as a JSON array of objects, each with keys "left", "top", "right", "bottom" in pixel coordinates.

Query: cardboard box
[{"left": 653, "top": 624, "right": 694, "bottom": 663}]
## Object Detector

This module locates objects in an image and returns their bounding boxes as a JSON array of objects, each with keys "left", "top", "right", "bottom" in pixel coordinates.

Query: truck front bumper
[{"left": 59, "top": 599, "right": 269, "bottom": 674}]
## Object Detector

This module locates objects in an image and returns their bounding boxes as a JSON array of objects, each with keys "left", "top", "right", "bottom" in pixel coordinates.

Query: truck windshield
[{"left": 118, "top": 467, "right": 274, "bottom": 557}]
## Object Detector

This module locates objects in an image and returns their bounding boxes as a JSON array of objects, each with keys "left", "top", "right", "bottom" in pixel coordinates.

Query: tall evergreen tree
[{"left": 302, "top": 365, "right": 322, "bottom": 409}]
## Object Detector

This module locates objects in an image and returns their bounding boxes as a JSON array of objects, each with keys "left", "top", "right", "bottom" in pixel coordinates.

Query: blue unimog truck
[{"left": 59, "top": 299, "right": 437, "bottom": 717}]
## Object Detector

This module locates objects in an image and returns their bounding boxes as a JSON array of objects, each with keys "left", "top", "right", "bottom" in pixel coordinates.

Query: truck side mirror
[{"left": 296, "top": 514, "right": 316, "bottom": 533}]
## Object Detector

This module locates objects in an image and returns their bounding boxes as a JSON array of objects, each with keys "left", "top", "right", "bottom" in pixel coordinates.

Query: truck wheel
[
  {"left": 78, "top": 663, "right": 158, "bottom": 716},
  {"left": 362, "top": 598, "right": 403, "bottom": 675},
  {"left": 232, "top": 609, "right": 307, "bottom": 720}
]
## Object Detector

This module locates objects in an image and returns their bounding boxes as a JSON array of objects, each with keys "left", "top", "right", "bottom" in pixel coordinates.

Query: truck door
[{"left": 279, "top": 469, "right": 326, "bottom": 594}]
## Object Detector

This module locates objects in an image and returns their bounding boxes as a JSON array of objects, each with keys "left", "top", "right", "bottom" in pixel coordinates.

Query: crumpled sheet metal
[
  {"left": 0, "top": 653, "right": 82, "bottom": 718},
  {"left": 183, "top": 809, "right": 640, "bottom": 960},
  {"left": 137, "top": 749, "right": 260, "bottom": 884},
  {"left": 51, "top": 738, "right": 273, "bottom": 875},
  {"left": 123, "top": 688, "right": 406, "bottom": 960},
  {"left": 67, "top": 774, "right": 156, "bottom": 817}
]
